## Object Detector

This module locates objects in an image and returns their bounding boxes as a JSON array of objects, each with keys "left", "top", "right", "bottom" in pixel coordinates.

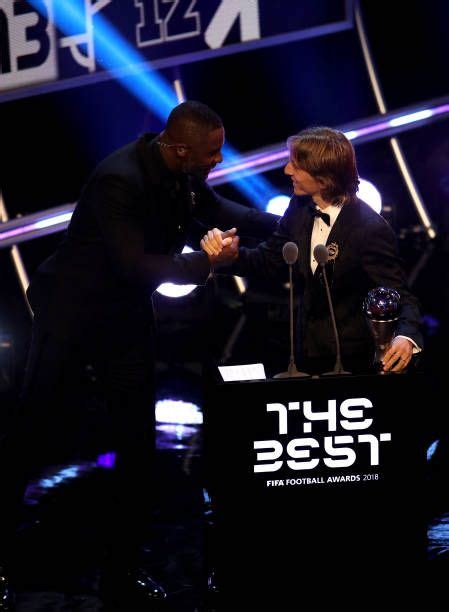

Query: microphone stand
[
  {"left": 319, "top": 263, "right": 351, "bottom": 376},
  {"left": 274, "top": 263, "right": 310, "bottom": 379}
]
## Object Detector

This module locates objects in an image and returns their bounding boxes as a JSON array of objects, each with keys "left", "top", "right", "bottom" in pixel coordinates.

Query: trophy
[{"left": 363, "top": 287, "right": 401, "bottom": 372}]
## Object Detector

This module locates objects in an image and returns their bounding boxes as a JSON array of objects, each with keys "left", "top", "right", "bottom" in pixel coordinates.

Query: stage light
[
  {"left": 389, "top": 110, "right": 433, "bottom": 128},
  {"left": 0, "top": 211, "right": 74, "bottom": 244},
  {"left": 3, "top": 96, "right": 448, "bottom": 246},
  {"left": 48, "top": 0, "right": 177, "bottom": 119},
  {"left": 97, "top": 452, "right": 117, "bottom": 469},
  {"left": 427, "top": 439, "right": 439, "bottom": 462},
  {"left": 33, "top": 213, "right": 74, "bottom": 229},
  {"left": 357, "top": 178, "right": 382, "bottom": 213},
  {"left": 155, "top": 399, "right": 203, "bottom": 425},
  {"left": 35, "top": 465, "right": 83, "bottom": 490},
  {"left": 156, "top": 246, "right": 198, "bottom": 298},
  {"left": 222, "top": 143, "right": 277, "bottom": 206},
  {"left": 156, "top": 282, "right": 197, "bottom": 298},
  {"left": 25, "top": 461, "right": 98, "bottom": 505},
  {"left": 266, "top": 182, "right": 382, "bottom": 217},
  {"left": 266, "top": 194, "right": 290, "bottom": 216},
  {"left": 27, "top": 0, "right": 276, "bottom": 209}
]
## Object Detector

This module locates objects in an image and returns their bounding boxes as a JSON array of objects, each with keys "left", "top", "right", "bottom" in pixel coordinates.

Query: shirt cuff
[{"left": 395, "top": 335, "right": 421, "bottom": 354}]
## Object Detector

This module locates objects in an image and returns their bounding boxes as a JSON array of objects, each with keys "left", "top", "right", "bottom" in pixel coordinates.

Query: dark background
[
  {"left": 1, "top": 0, "right": 449, "bottom": 395},
  {"left": 1, "top": 6, "right": 449, "bottom": 607}
]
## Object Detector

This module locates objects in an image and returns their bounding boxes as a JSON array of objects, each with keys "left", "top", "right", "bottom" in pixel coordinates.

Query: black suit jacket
[
  {"left": 233, "top": 195, "right": 423, "bottom": 366},
  {"left": 27, "top": 133, "right": 278, "bottom": 341}
]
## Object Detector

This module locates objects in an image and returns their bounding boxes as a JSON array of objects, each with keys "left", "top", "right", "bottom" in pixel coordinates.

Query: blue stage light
[
  {"left": 28, "top": 0, "right": 275, "bottom": 207},
  {"left": 265, "top": 194, "right": 290, "bottom": 216},
  {"left": 427, "top": 439, "right": 440, "bottom": 462},
  {"left": 222, "top": 144, "right": 277, "bottom": 206},
  {"left": 48, "top": 0, "right": 177, "bottom": 119}
]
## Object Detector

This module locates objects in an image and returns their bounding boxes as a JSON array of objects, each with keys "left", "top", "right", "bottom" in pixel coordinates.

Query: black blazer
[
  {"left": 233, "top": 195, "right": 423, "bottom": 365},
  {"left": 27, "top": 133, "right": 278, "bottom": 341}
]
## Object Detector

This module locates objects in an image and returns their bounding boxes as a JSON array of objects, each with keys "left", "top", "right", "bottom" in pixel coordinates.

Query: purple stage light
[
  {"left": 97, "top": 452, "right": 117, "bottom": 469},
  {"left": 1, "top": 98, "right": 448, "bottom": 247}
]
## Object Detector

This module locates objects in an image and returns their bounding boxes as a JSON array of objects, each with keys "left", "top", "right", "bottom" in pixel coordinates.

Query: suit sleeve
[
  {"left": 361, "top": 218, "right": 423, "bottom": 347},
  {"left": 223, "top": 201, "right": 297, "bottom": 282},
  {"left": 192, "top": 182, "right": 279, "bottom": 241},
  {"left": 91, "top": 175, "right": 211, "bottom": 286}
]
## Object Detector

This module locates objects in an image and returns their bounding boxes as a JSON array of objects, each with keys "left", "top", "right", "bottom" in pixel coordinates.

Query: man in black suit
[
  {"left": 0, "top": 101, "right": 277, "bottom": 608},
  {"left": 201, "top": 126, "right": 422, "bottom": 374}
]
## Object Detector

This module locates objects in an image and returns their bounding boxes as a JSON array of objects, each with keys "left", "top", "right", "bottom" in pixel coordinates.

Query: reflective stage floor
[{"left": 15, "top": 421, "right": 207, "bottom": 611}]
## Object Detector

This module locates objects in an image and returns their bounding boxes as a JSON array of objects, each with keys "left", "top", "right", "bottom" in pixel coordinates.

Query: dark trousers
[{"left": 0, "top": 316, "right": 156, "bottom": 570}]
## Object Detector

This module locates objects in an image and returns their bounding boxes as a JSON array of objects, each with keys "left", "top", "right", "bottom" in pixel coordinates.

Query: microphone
[
  {"left": 273, "top": 242, "right": 310, "bottom": 379},
  {"left": 313, "top": 244, "right": 351, "bottom": 376},
  {"left": 282, "top": 241, "right": 299, "bottom": 265}
]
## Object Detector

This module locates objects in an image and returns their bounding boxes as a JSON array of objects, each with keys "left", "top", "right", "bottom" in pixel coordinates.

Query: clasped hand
[{"left": 201, "top": 227, "right": 239, "bottom": 267}]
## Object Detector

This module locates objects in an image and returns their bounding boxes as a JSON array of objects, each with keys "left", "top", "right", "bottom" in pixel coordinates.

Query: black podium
[{"left": 203, "top": 372, "right": 428, "bottom": 607}]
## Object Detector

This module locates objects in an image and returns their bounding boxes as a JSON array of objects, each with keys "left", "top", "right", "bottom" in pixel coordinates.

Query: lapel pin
[{"left": 327, "top": 242, "right": 339, "bottom": 261}]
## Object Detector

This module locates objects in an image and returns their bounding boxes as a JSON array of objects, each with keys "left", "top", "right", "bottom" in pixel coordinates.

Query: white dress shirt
[
  {"left": 309, "top": 202, "right": 420, "bottom": 352},
  {"left": 310, "top": 203, "right": 342, "bottom": 274}
]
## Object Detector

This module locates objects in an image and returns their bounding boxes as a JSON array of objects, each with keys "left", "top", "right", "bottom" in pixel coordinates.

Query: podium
[{"left": 203, "top": 371, "right": 428, "bottom": 607}]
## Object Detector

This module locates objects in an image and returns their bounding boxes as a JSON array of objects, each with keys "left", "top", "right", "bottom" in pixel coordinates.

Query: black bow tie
[
  {"left": 307, "top": 206, "right": 331, "bottom": 226},
  {"left": 307, "top": 204, "right": 331, "bottom": 227},
  {"left": 306, "top": 204, "right": 331, "bottom": 226}
]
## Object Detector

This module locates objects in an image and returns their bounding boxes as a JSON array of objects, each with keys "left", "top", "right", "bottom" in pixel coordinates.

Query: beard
[{"left": 182, "top": 162, "right": 212, "bottom": 179}]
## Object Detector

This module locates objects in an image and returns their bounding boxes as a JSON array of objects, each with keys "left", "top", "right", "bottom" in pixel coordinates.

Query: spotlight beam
[{"left": 21, "top": 0, "right": 276, "bottom": 209}]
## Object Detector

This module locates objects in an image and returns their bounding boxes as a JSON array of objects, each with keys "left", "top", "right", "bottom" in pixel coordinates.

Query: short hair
[
  {"left": 166, "top": 101, "right": 223, "bottom": 138},
  {"left": 287, "top": 127, "right": 359, "bottom": 203}
]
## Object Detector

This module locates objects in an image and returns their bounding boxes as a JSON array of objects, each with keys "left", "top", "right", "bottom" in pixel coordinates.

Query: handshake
[{"left": 201, "top": 227, "right": 240, "bottom": 268}]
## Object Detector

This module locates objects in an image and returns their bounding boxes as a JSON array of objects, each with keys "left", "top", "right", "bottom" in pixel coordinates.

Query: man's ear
[{"left": 317, "top": 176, "right": 328, "bottom": 191}]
